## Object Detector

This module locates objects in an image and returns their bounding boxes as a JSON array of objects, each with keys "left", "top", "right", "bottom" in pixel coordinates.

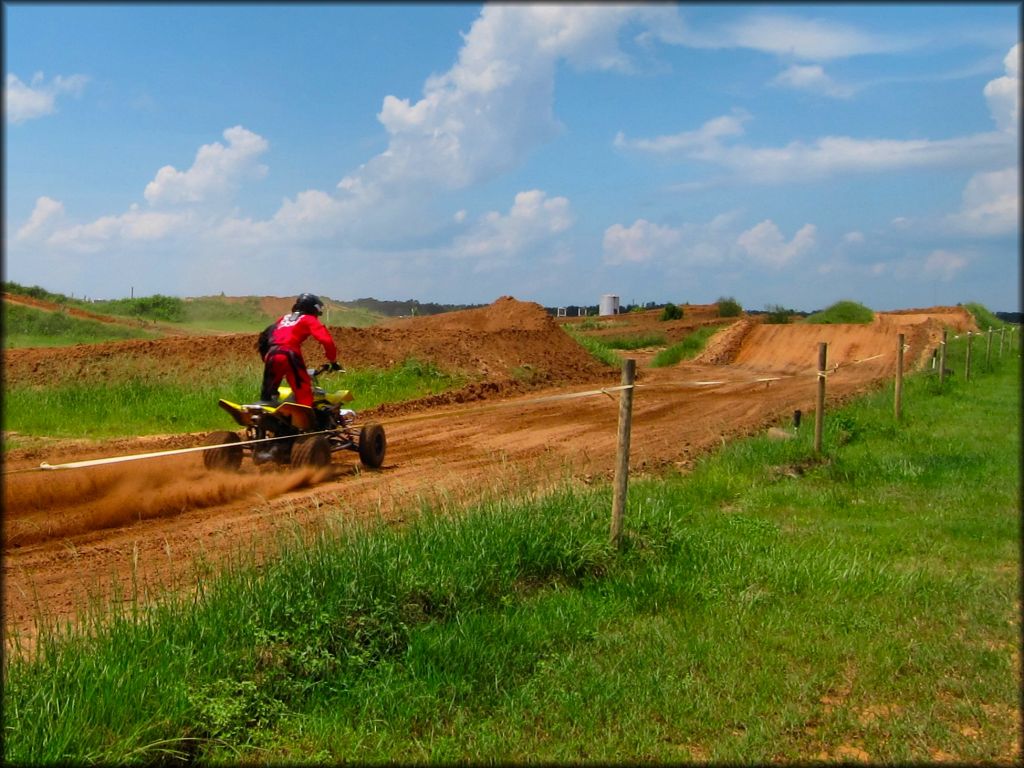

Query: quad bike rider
[
  {"left": 201, "top": 294, "right": 386, "bottom": 471},
  {"left": 260, "top": 293, "right": 340, "bottom": 410}
]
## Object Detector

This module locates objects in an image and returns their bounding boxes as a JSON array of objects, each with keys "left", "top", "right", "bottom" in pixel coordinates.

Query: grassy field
[
  {"left": 2, "top": 288, "right": 386, "bottom": 346},
  {"left": 2, "top": 302, "right": 161, "bottom": 348},
  {"left": 2, "top": 358, "right": 461, "bottom": 441},
  {"left": 4, "top": 332, "right": 1018, "bottom": 764}
]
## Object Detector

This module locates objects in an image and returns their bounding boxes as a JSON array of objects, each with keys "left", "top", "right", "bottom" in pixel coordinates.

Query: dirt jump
[{"left": 2, "top": 298, "right": 978, "bottom": 649}]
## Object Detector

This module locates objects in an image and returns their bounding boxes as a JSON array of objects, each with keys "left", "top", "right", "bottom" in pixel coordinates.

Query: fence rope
[{"left": 4, "top": 429, "right": 342, "bottom": 475}]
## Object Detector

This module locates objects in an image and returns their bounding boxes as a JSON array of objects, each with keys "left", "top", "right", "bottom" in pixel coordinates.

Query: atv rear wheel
[
  {"left": 358, "top": 422, "right": 387, "bottom": 469},
  {"left": 202, "top": 431, "right": 243, "bottom": 471},
  {"left": 291, "top": 434, "right": 331, "bottom": 468}
]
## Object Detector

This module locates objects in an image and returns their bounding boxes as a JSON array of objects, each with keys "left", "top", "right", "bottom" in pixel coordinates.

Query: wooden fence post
[
  {"left": 986, "top": 327, "right": 993, "bottom": 371},
  {"left": 965, "top": 331, "right": 973, "bottom": 381},
  {"left": 610, "top": 358, "right": 636, "bottom": 549},
  {"left": 939, "top": 329, "right": 948, "bottom": 389},
  {"left": 895, "top": 333, "right": 905, "bottom": 421},
  {"left": 814, "top": 342, "right": 827, "bottom": 454},
  {"left": 999, "top": 326, "right": 1005, "bottom": 357}
]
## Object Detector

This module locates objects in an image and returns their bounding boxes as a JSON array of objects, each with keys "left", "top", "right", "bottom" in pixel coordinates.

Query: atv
[{"left": 201, "top": 363, "right": 386, "bottom": 471}]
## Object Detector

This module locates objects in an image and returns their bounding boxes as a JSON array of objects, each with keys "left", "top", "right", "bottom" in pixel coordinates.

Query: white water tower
[{"left": 599, "top": 294, "right": 620, "bottom": 316}]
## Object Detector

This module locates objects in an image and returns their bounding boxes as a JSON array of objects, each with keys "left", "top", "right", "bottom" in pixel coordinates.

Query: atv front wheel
[
  {"left": 291, "top": 434, "right": 331, "bottom": 468},
  {"left": 202, "top": 431, "right": 243, "bottom": 471},
  {"left": 358, "top": 422, "right": 387, "bottom": 469}
]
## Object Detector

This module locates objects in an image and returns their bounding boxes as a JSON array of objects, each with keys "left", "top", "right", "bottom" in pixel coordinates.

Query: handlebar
[{"left": 310, "top": 362, "right": 346, "bottom": 376}]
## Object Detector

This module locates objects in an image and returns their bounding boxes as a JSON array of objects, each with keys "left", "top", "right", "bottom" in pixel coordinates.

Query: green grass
[
  {"left": 964, "top": 302, "right": 1013, "bottom": 331},
  {"left": 603, "top": 333, "right": 667, "bottom": 350},
  {"left": 806, "top": 299, "right": 875, "bottom": 324},
  {"left": 4, "top": 333, "right": 1018, "bottom": 764},
  {"left": 574, "top": 317, "right": 617, "bottom": 331},
  {"left": 562, "top": 326, "right": 622, "bottom": 366},
  {"left": 2, "top": 303, "right": 160, "bottom": 348},
  {"left": 650, "top": 323, "right": 727, "bottom": 367},
  {"left": 2, "top": 358, "right": 461, "bottom": 440},
  {"left": 3, "top": 280, "right": 74, "bottom": 303}
]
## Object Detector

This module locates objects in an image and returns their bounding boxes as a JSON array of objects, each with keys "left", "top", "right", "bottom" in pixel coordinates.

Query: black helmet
[{"left": 293, "top": 293, "right": 324, "bottom": 316}]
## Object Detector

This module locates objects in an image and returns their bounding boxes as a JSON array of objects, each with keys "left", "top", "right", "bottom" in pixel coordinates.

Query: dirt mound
[
  {"left": 693, "top": 308, "right": 977, "bottom": 375},
  {"left": 383, "top": 295, "right": 555, "bottom": 333},
  {"left": 692, "top": 318, "right": 758, "bottom": 365}
]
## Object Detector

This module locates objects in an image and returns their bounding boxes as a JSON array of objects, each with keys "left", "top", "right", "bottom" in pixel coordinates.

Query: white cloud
[
  {"left": 452, "top": 190, "right": 573, "bottom": 271},
  {"left": 143, "top": 126, "right": 269, "bottom": 206},
  {"left": 619, "top": 112, "right": 1013, "bottom": 183},
  {"left": 947, "top": 166, "right": 1020, "bottom": 236},
  {"left": 614, "top": 111, "right": 750, "bottom": 153},
  {"left": 47, "top": 205, "right": 186, "bottom": 252},
  {"left": 344, "top": 6, "right": 688, "bottom": 208},
  {"left": 5, "top": 72, "right": 89, "bottom": 124},
  {"left": 681, "top": 13, "right": 911, "bottom": 61},
  {"left": 984, "top": 43, "right": 1020, "bottom": 134},
  {"left": 770, "top": 64, "right": 855, "bottom": 98},
  {"left": 602, "top": 219, "right": 682, "bottom": 265},
  {"left": 621, "top": 41, "right": 1018, "bottom": 185},
  {"left": 923, "top": 249, "right": 968, "bottom": 281},
  {"left": 17, "top": 196, "right": 65, "bottom": 240},
  {"left": 737, "top": 220, "right": 816, "bottom": 268},
  {"left": 843, "top": 231, "right": 865, "bottom": 244}
]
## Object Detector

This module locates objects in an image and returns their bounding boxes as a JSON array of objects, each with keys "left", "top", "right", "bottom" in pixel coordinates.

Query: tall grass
[
  {"left": 650, "top": 323, "right": 727, "bottom": 367},
  {"left": 964, "top": 302, "right": 1012, "bottom": 331},
  {"left": 603, "top": 333, "right": 666, "bottom": 350},
  {"left": 562, "top": 326, "right": 621, "bottom": 366},
  {"left": 4, "top": 337, "right": 1018, "bottom": 763},
  {"left": 89, "top": 295, "right": 188, "bottom": 323}
]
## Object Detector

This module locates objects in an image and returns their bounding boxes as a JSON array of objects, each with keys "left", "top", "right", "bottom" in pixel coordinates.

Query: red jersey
[{"left": 266, "top": 311, "right": 337, "bottom": 362}]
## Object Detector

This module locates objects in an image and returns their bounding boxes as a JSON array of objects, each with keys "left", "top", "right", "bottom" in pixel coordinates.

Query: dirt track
[{"left": 2, "top": 299, "right": 978, "bottom": 649}]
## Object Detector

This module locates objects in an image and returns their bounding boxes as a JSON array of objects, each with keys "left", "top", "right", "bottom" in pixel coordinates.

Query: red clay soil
[{"left": 2, "top": 298, "right": 978, "bottom": 650}]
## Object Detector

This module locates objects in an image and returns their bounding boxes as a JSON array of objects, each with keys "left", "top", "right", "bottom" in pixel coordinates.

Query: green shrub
[
  {"left": 805, "top": 300, "right": 874, "bottom": 324},
  {"left": 660, "top": 303, "right": 683, "bottom": 321},
  {"left": 764, "top": 304, "right": 794, "bottom": 324},
  {"left": 716, "top": 297, "right": 742, "bottom": 318},
  {"left": 91, "top": 295, "right": 187, "bottom": 323}
]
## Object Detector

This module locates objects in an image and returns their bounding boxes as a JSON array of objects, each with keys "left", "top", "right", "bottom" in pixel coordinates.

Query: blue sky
[{"left": 4, "top": 3, "right": 1020, "bottom": 312}]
